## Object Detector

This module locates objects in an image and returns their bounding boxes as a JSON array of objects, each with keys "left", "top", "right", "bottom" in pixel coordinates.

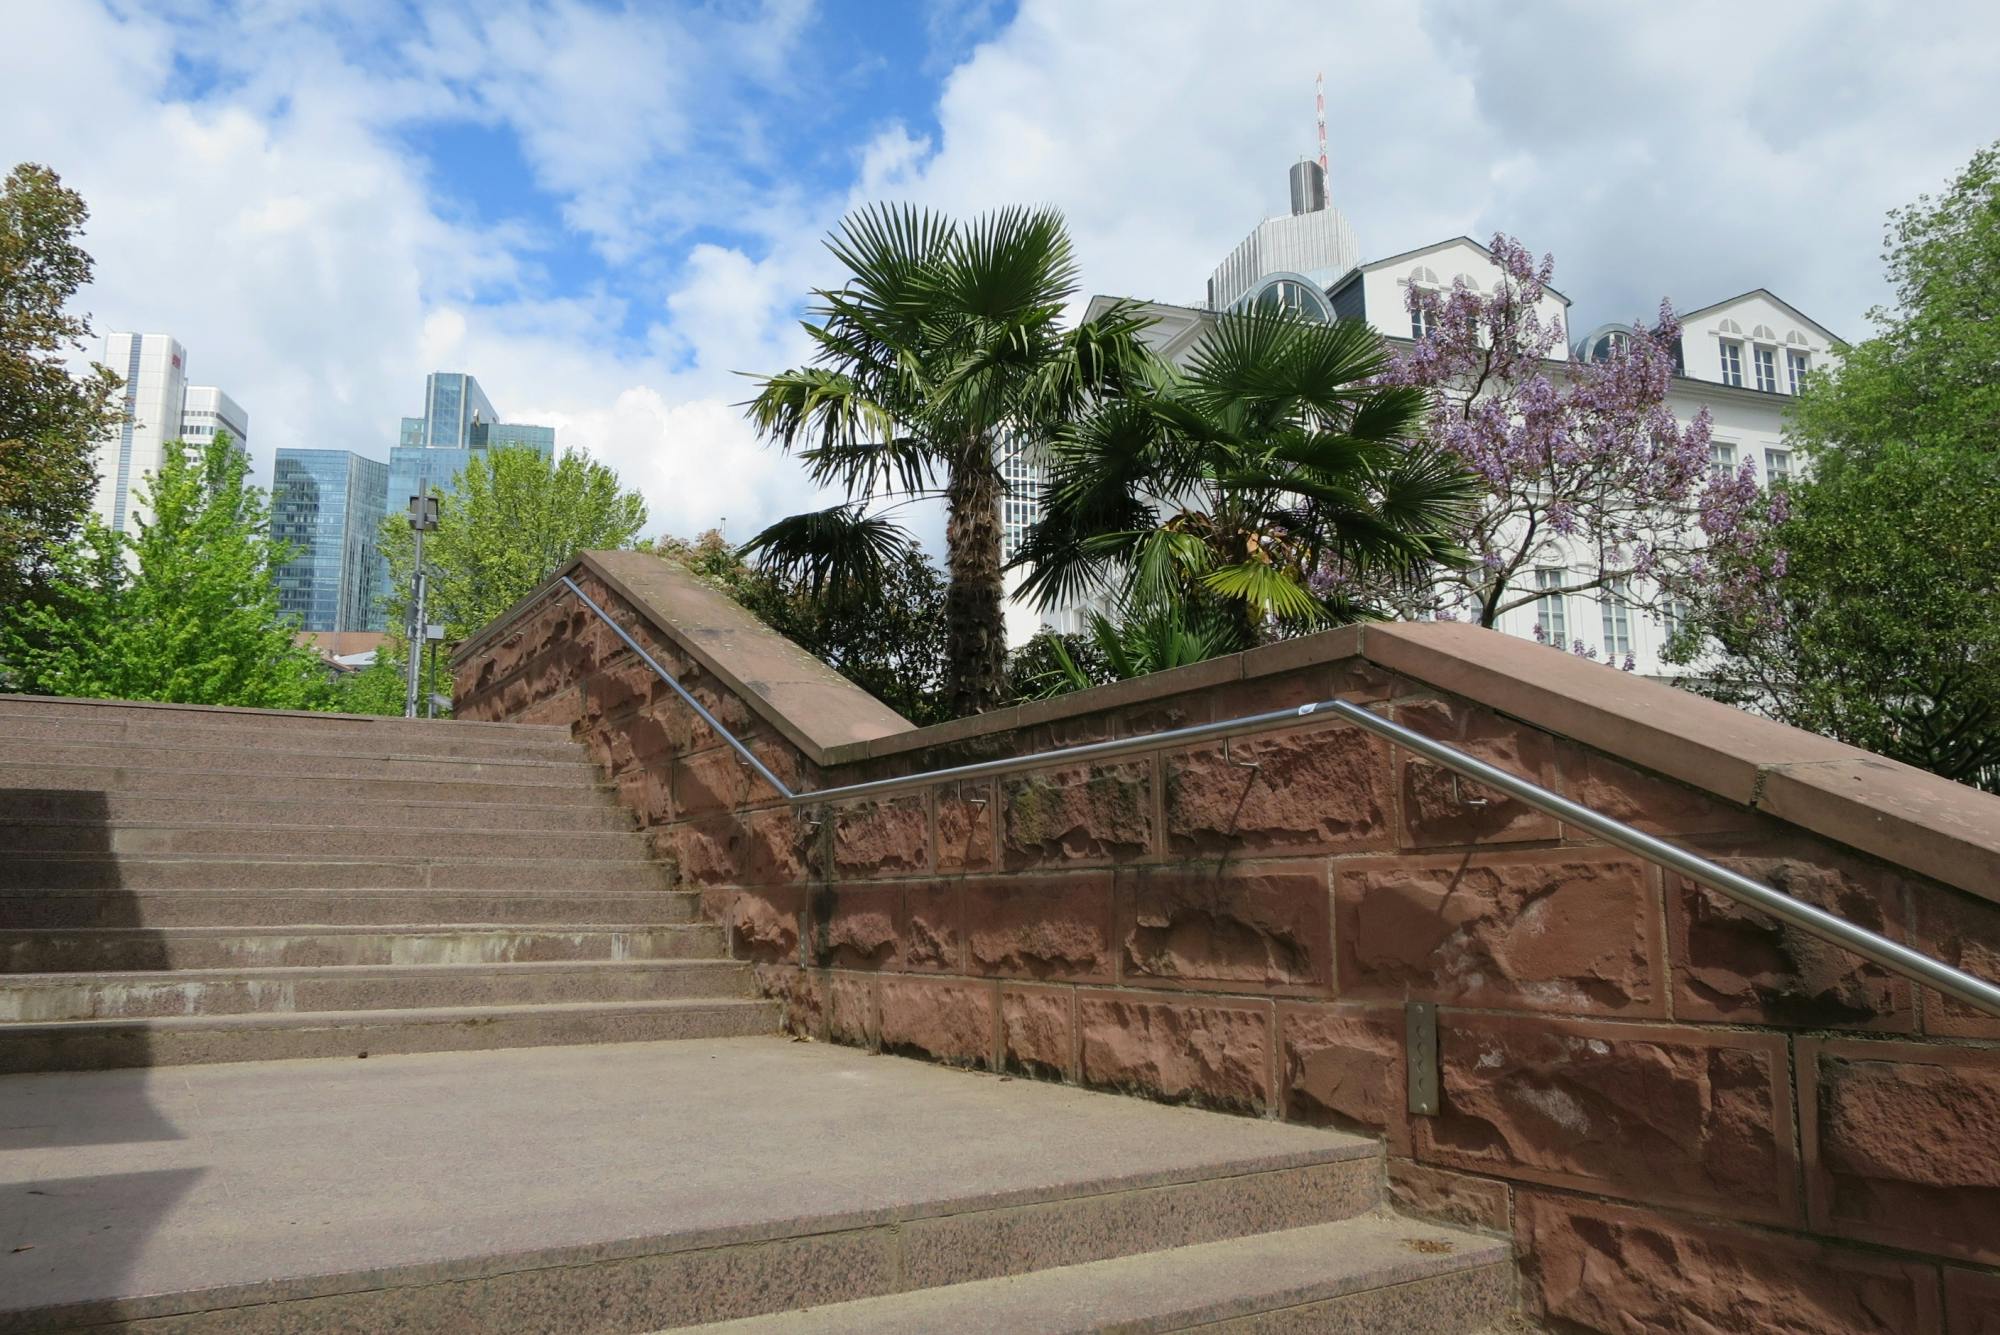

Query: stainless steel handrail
[{"left": 555, "top": 574, "right": 2000, "bottom": 1019}]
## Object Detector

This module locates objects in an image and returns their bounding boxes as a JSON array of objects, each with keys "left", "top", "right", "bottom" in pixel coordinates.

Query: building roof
[
  {"left": 1674, "top": 288, "right": 1847, "bottom": 347},
  {"left": 1326, "top": 236, "right": 1574, "bottom": 306}
]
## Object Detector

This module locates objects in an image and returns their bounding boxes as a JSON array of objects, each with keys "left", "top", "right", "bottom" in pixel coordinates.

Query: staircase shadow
[{"left": 1, "top": 785, "right": 195, "bottom": 1325}]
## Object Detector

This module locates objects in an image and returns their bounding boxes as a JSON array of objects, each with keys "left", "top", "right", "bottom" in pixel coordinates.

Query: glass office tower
[{"left": 271, "top": 449, "right": 390, "bottom": 633}]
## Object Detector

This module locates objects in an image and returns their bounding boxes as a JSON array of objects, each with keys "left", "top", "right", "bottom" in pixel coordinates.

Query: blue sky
[{"left": 6, "top": 1, "right": 2000, "bottom": 544}]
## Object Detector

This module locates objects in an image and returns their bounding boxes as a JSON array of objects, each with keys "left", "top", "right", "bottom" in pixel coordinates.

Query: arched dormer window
[
  {"left": 1751, "top": 323, "right": 1777, "bottom": 342},
  {"left": 1786, "top": 330, "right": 1809, "bottom": 346},
  {"left": 1717, "top": 318, "right": 1743, "bottom": 336},
  {"left": 1409, "top": 265, "right": 1441, "bottom": 287},
  {"left": 1454, "top": 273, "right": 1481, "bottom": 291}
]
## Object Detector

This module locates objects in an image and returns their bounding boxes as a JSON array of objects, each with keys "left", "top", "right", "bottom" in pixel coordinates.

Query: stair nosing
[
  {"left": 1, "top": 959, "right": 744, "bottom": 985},
  {"left": 0, "top": 737, "right": 595, "bottom": 772},
  {"left": 0, "top": 759, "right": 615, "bottom": 793},
  {"left": 0, "top": 997, "right": 777, "bottom": 1034}
]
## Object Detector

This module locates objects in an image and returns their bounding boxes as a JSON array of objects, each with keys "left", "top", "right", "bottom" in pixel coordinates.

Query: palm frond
[
  {"left": 738, "top": 505, "right": 912, "bottom": 598},
  {"left": 1199, "top": 560, "right": 1325, "bottom": 623}
]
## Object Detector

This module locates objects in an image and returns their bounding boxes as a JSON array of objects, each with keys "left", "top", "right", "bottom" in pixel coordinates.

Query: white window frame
[
  {"left": 1753, "top": 345, "right": 1778, "bottom": 393},
  {"left": 1600, "top": 581, "right": 1633, "bottom": 660},
  {"left": 1711, "top": 441, "right": 1738, "bottom": 477},
  {"left": 1719, "top": 339, "right": 1744, "bottom": 387},
  {"left": 1764, "top": 448, "right": 1792, "bottom": 485},
  {"left": 1534, "top": 567, "right": 1569, "bottom": 647},
  {"left": 1787, "top": 349, "right": 1810, "bottom": 395}
]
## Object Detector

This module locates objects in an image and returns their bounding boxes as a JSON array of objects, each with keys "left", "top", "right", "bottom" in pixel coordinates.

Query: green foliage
[
  {"left": 1008, "top": 604, "right": 1243, "bottom": 701},
  {"left": 1677, "top": 144, "right": 2000, "bottom": 790},
  {"left": 0, "top": 432, "right": 329, "bottom": 707},
  {"left": 0, "top": 163, "right": 123, "bottom": 608},
  {"left": 380, "top": 446, "right": 648, "bottom": 643},
  {"left": 326, "top": 641, "right": 450, "bottom": 718},
  {"left": 648, "top": 530, "right": 953, "bottom": 726}
]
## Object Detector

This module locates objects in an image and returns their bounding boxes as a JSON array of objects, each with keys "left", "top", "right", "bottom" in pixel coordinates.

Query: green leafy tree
[
  {"left": 380, "top": 446, "right": 649, "bottom": 644},
  {"left": 1, "top": 163, "right": 123, "bottom": 608},
  {"left": 1015, "top": 312, "right": 1475, "bottom": 647},
  {"left": 0, "top": 432, "right": 328, "bottom": 706},
  {"left": 1674, "top": 144, "right": 2000, "bottom": 789},
  {"left": 326, "top": 641, "right": 450, "bottom": 718},
  {"left": 648, "top": 529, "right": 953, "bottom": 725},
  {"left": 742, "top": 203, "right": 1152, "bottom": 717}
]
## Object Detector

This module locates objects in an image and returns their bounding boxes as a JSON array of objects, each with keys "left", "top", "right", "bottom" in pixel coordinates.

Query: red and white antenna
[{"left": 1315, "top": 72, "right": 1329, "bottom": 191}]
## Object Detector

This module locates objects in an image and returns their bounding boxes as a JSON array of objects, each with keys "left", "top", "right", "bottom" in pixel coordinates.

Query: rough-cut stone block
[
  {"left": 673, "top": 744, "right": 762, "bottom": 816},
  {"left": 902, "top": 882, "right": 962, "bottom": 973},
  {"left": 878, "top": 976, "right": 993, "bottom": 1066},
  {"left": 1077, "top": 990, "right": 1271, "bottom": 1113},
  {"left": 1387, "top": 1160, "right": 1511, "bottom": 1233},
  {"left": 1122, "top": 863, "right": 1332, "bottom": 991},
  {"left": 714, "top": 886, "right": 801, "bottom": 964},
  {"left": 964, "top": 875, "right": 1115, "bottom": 981},
  {"left": 1801, "top": 1037, "right": 2000, "bottom": 1263},
  {"left": 813, "top": 885, "right": 901, "bottom": 970},
  {"left": 936, "top": 782, "right": 996, "bottom": 872},
  {"left": 1278, "top": 1002, "right": 1406, "bottom": 1151},
  {"left": 1518, "top": 1191, "right": 1942, "bottom": 1335},
  {"left": 1418, "top": 1014, "right": 1797, "bottom": 1224},
  {"left": 1001, "top": 761, "right": 1152, "bottom": 867},
  {"left": 1164, "top": 724, "right": 1393, "bottom": 856},
  {"left": 1669, "top": 850, "right": 1913, "bottom": 1031},
  {"left": 1394, "top": 698, "right": 1560, "bottom": 847},
  {"left": 1336, "top": 851, "right": 1663, "bottom": 1015},
  {"left": 1001, "top": 985, "right": 1074, "bottom": 1080},
  {"left": 1911, "top": 882, "right": 2000, "bottom": 1039},
  {"left": 1945, "top": 1269, "right": 2000, "bottom": 1335},
  {"left": 1556, "top": 740, "right": 1764, "bottom": 837},
  {"left": 755, "top": 964, "right": 823, "bottom": 1038},
  {"left": 827, "top": 971, "right": 877, "bottom": 1048},
  {"left": 652, "top": 808, "right": 808, "bottom": 888},
  {"left": 831, "top": 797, "right": 930, "bottom": 878}
]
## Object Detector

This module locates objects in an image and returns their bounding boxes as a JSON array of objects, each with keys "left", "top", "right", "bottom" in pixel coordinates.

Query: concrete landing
[{"left": 0, "top": 1037, "right": 1379, "bottom": 1331}]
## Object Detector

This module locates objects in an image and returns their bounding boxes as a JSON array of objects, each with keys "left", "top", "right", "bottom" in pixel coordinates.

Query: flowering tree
[{"left": 1370, "top": 234, "right": 1769, "bottom": 652}]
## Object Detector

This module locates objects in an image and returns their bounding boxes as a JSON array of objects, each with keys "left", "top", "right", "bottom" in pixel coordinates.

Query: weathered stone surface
[
  {"left": 902, "top": 882, "right": 962, "bottom": 972},
  {"left": 674, "top": 744, "right": 762, "bottom": 817},
  {"left": 756, "top": 964, "right": 823, "bottom": 1038},
  {"left": 1078, "top": 991, "right": 1271, "bottom": 1113},
  {"left": 1418, "top": 1014, "right": 1796, "bottom": 1223},
  {"left": 1164, "top": 724, "right": 1393, "bottom": 855},
  {"left": 1669, "top": 853, "right": 1912, "bottom": 1031},
  {"left": 1394, "top": 698, "right": 1560, "bottom": 847},
  {"left": 1001, "top": 985, "right": 1073, "bottom": 1079},
  {"left": 1123, "top": 864, "right": 1331, "bottom": 991},
  {"left": 1802, "top": 1038, "right": 2000, "bottom": 1263},
  {"left": 1001, "top": 761, "right": 1152, "bottom": 867},
  {"left": 613, "top": 766, "right": 671, "bottom": 827},
  {"left": 831, "top": 797, "right": 930, "bottom": 878},
  {"left": 651, "top": 808, "right": 808, "bottom": 887},
  {"left": 1278, "top": 1002, "right": 1405, "bottom": 1151},
  {"left": 1945, "top": 1269, "right": 2000, "bottom": 1335},
  {"left": 1336, "top": 851, "right": 1663, "bottom": 1015},
  {"left": 878, "top": 976, "right": 993, "bottom": 1066},
  {"left": 827, "top": 971, "right": 877, "bottom": 1048},
  {"left": 935, "top": 782, "right": 996, "bottom": 872},
  {"left": 1387, "top": 1160, "right": 1511, "bottom": 1233},
  {"left": 1911, "top": 882, "right": 2000, "bottom": 1039},
  {"left": 813, "top": 885, "right": 900, "bottom": 969},
  {"left": 1518, "top": 1191, "right": 1942, "bottom": 1335},
  {"left": 713, "top": 886, "right": 801, "bottom": 964},
  {"left": 1556, "top": 740, "right": 1763, "bottom": 837},
  {"left": 964, "top": 875, "right": 1115, "bottom": 981}
]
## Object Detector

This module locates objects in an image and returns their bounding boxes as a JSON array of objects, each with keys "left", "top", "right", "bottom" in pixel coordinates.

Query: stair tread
[
  {"left": 660, "top": 1215, "right": 1509, "bottom": 1335},
  {"left": 0, "top": 921, "right": 707, "bottom": 934},
  {"left": 1, "top": 996, "right": 773, "bottom": 1033},
  {"left": 0, "top": 693, "right": 569, "bottom": 732},
  {"left": 0, "top": 959, "right": 742, "bottom": 984},
  {"left": 0, "top": 759, "right": 611, "bottom": 790}
]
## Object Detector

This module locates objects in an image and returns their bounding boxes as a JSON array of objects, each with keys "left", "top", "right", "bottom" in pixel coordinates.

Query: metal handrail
[{"left": 557, "top": 575, "right": 2000, "bottom": 1019}]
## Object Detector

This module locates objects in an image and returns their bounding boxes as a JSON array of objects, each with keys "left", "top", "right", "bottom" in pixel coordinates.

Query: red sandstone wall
[{"left": 456, "top": 554, "right": 2000, "bottom": 1335}]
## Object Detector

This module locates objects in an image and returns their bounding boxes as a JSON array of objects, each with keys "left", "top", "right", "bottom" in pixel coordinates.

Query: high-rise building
[
  {"left": 386, "top": 372, "right": 555, "bottom": 530},
  {"left": 1205, "top": 163, "right": 1359, "bottom": 319},
  {"left": 271, "top": 449, "right": 390, "bottom": 633},
  {"left": 92, "top": 333, "right": 250, "bottom": 535},
  {"left": 180, "top": 386, "right": 251, "bottom": 454}
]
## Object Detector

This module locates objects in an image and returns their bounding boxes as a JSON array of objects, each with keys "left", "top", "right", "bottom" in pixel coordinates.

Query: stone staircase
[{"left": 0, "top": 695, "right": 775, "bottom": 1072}]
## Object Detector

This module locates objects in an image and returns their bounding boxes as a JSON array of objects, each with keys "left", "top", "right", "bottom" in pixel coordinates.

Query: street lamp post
[{"left": 404, "top": 494, "right": 441, "bottom": 719}]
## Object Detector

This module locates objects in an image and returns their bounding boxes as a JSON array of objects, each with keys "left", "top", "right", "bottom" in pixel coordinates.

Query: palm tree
[
  {"left": 1013, "top": 311, "right": 1477, "bottom": 644},
  {"left": 741, "top": 204, "right": 1151, "bottom": 717}
]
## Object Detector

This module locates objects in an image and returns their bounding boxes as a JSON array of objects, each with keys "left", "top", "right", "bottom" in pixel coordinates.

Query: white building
[
  {"left": 180, "top": 385, "right": 251, "bottom": 455},
  {"left": 93, "top": 333, "right": 249, "bottom": 535},
  {"left": 1056, "top": 171, "right": 1843, "bottom": 675}
]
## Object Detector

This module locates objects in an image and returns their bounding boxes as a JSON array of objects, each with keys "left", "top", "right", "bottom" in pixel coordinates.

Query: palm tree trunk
[{"left": 943, "top": 443, "right": 1008, "bottom": 716}]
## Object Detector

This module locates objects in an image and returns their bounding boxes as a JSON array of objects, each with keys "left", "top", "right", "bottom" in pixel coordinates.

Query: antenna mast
[{"left": 1315, "top": 72, "right": 1329, "bottom": 195}]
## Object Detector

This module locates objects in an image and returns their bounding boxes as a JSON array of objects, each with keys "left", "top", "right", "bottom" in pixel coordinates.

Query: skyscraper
[
  {"left": 386, "top": 372, "right": 555, "bottom": 531},
  {"left": 271, "top": 449, "right": 390, "bottom": 633},
  {"left": 92, "top": 332, "right": 250, "bottom": 535}
]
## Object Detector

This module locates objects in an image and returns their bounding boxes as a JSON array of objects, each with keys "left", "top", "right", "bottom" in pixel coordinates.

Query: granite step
[
  {"left": 660, "top": 1215, "right": 1513, "bottom": 1334},
  {"left": 0, "top": 854, "right": 673, "bottom": 893},
  {"left": 0, "top": 712, "right": 586, "bottom": 762},
  {"left": 0, "top": 959, "right": 756, "bottom": 1021},
  {"left": 1, "top": 760, "right": 616, "bottom": 806},
  {"left": 0, "top": 789, "right": 635, "bottom": 831},
  {"left": 0, "top": 694, "right": 568, "bottom": 739},
  {"left": 0, "top": 887, "right": 699, "bottom": 929},
  {"left": 0, "top": 922, "right": 725, "bottom": 970},
  {"left": 0, "top": 736, "right": 598, "bottom": 783},
  {"left": 0, "top": 997, "right": 780, "bottom": 1072},
  {"left": 0, "top": 819, "right": 650, "bottom": 862}
]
